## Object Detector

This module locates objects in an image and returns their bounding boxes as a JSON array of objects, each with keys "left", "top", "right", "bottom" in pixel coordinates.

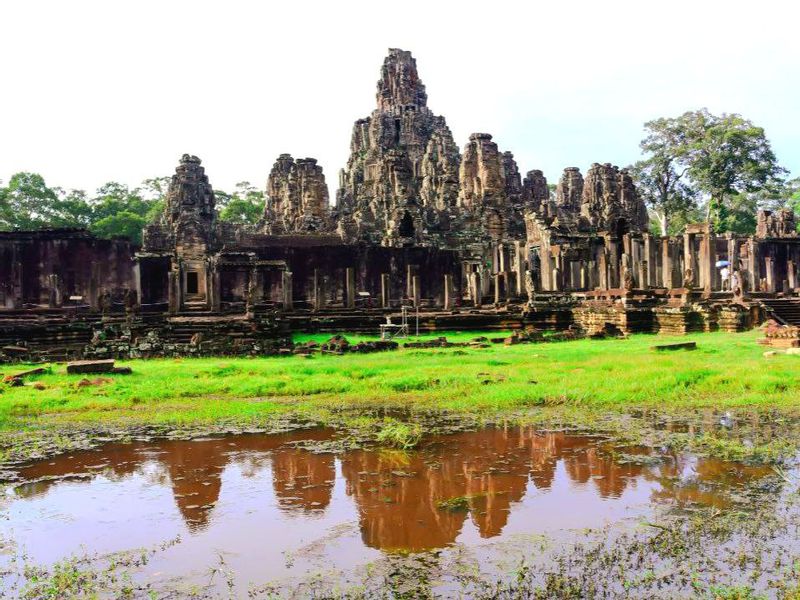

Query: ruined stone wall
[
  {"left": 240, "top": 240, "right": 462, "bottom": 309},
  {"left": 757, "top": 209, "right": 797, "bottom": 239},
  {"left": 0, "top": 230, "right": 136, "bottom": 309}
]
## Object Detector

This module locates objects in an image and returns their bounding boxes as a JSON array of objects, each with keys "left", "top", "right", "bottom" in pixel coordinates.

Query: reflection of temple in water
[
  {"left": 13, "top": 427, "right": 775, "bottom": 550},
  {"left": 340, "top": 427, "right": 657, "bottom": 551}
]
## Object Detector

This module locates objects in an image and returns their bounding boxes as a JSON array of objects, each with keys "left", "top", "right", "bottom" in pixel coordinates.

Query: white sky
[{"left": 1, "top": 0, "right": 798, "bottom": 196}]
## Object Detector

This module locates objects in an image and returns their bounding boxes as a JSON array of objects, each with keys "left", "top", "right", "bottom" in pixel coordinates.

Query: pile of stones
[{"left": 758, "top": 320, "right": 800, "bottom": 348}]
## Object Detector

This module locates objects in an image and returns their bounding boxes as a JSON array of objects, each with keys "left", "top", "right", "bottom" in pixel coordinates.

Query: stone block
[{"left": 66, "top": 359, "right": 116, "bottom": 374}]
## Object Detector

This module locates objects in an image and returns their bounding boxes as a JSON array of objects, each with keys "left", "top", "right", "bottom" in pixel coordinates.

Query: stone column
[
  {"left": 406, "top": 265, "right": 418, "bottom": 299},
  {"left": 683, "top": 233, "right": 696, "bottom": 287},
  {"left": 47, "top": 274, "right": 61, "bottom": 308},
  {"left": 640, "top": 261, "right": 649, "bottom": 290},
  {"left": 443, "top": 274, "right": 453, "bottom": 310},
  {"left": 494, "top": 273, "right": 501, "bottom": 305},
  {"left": 380, "top": 273, "right": 390, "bottom": 308},
  {"left": 537, "top": 250, "right": 548, "bottom": 292},
  {"left": 412, "top": 275, "right": 420, "bottom": 308},
  {"left": 133, "top": 262, "right": 142, "bottom": 306},
  {"left": 168, "top": 270, "right": 181, "bottom": 314},
  {"left": 598, "top": 248, "right": 609, "bottom": 290},
  {"left": 728, "top": 238, "right": 737, "bottom": 271},
  {"left": 514, "top": 241, "right": 525, "bottom": 295},
  {"left": 89, "top": 263, "right": 99, "bottom": 310},
  {"left": 282, "top": 270, "right": 293, "bottom": 312},
  {"left": 10, "top": 259, "right": 22, "bottom": 308},
  {"left": 345, "top": 267, "right": 356, "bottom": 308},
  {"left": 470, "top": 272, "right": 482, "bottom": 307},
  {"left": 209, "top": 266, "right": 221, "bottom": 312},
  {"left": 788, "top": 260, "right": 797, "bottom": 290},
  {"left": 313, "top": 268, "right": 324, "bottom": 311},
  {"left": 643, "top": 234, "right": 654, "bottom": 287},
  {"left": 553, "top": 248, "right": 564, "bottom": 291},
  {"left": 699, "top": 231, "right": 715, "bottom": 291},
  {"left": 765, "top": 256, "right": 775, "bottom": 293},
  {"left": 662, "top": 239, "right": 673, "bottom": 288},
  {"left": 748, "top": 239, "right": 759, "bottom": 292},
  {"left": 607, "top": 239, "right": 620, "bottom": 288}
]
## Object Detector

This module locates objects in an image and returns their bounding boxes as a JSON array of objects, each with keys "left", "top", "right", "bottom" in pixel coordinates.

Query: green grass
[{"left": 0, "top": 330, "right": 798, "bottom": 438}]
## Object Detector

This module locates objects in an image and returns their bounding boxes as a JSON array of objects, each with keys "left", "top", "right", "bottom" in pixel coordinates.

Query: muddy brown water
[{"left": 0, "top": 426, "right": 775, "bottom": 595}]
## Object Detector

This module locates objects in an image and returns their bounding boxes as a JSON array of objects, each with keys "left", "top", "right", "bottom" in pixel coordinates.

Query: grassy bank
[{"left": 0, "top": 329, "right": 797, "bottom": 462}]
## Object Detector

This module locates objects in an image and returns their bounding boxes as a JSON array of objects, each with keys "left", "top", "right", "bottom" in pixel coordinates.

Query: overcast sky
[{"left": 1, "top": 0, "right": 797, "bottom": 197}]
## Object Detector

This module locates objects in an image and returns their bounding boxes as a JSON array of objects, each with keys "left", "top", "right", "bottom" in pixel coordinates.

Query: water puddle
[{"left": 0, "top": 426, "right": 778, "bottom": 595}]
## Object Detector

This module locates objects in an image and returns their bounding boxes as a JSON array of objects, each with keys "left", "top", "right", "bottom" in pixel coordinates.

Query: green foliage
[
  {"left": 90, "top": 211, "right": 149, "bottom": 242},
  {"left": 86, "top": 182, "right": 162, "bottom": 244},
  {"left": 783, "top": 178, "right": 800, "bottom": 230},
  {"left": 0, "top": 172, "right": 62, "bottom": 229},
  {"left": 0, "top": 174, "right": 169, "bottom": 244},
  {"left": 632, "top": 115, "right": 698, "bottom": 235},
  {"left": 684, "top": 109, "right": 786, "bottom": 231},
  {"left": 632, "top": 108, "right": 788, "bottom": 235},
  {"left": 0, "top": 172, "right": 265, "bottom": 239},
  {"left": 217, "top": 181, "right": 264, "bottom": 226}
]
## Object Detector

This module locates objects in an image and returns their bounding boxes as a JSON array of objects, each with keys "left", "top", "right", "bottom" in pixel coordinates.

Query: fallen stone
[
  {"left": 3, "top": 367, "right": 48, "bottom": 383},
  {"left": 111, "top": 366, "right": 133, "bottom": 375},
  {"left": 763, "top": 351, "right": 779, "bottom": 358},
  {"left": 2, "top": 346, "right": 29, "bottom": 355},
  {"left": 650, "top": 342, "right": 697, "bottom": 352},
  {"left": 66, "top": 359, "right": 116, "bottom": 374},
  {"left": 785, "top": 348, "right": 800, "bottom": 355}
]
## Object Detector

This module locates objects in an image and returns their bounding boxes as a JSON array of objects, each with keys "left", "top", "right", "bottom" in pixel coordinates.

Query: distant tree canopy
[
  {"left": 631, "top": 108, "right": 788, "bottom": 236},
  {"left": 0, "top": 174, "right": 265, "bottom": 244},
  {"left": 215, "top": 181, "right": 264, "bottom": 226}
]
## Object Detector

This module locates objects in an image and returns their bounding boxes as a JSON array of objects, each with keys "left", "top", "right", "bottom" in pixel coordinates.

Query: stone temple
[{"left": 1, "top": 48, "right": 799, "bottom": 359}]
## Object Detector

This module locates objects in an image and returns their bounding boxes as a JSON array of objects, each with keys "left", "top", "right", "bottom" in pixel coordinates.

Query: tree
[
  {"left": 681, "top": 109, "right": 786, "bottom": 230},
  {"left": 140, "top": 176, "right": 170, "bottom": 223},
  {"left": 217, "top": 181, "right": 264, "bottom": 226},
  {"left": 53, "top": 188, "right": 93, "bottom": 228},
  {"left": 766, "top": 176, "right": 800, "bottom": 214},
  {"left": 90, "top": 211, "right": 148, "bottom": 242},
  {"left": 631, "top": 115, "right": 699, "bottom": 235},
  {"left": 632, "top": 109, "right": 786, "bottom": 235},
  {"left": 0, "top": 173, "right": 170, "bottom": 242},
  {"left": 0, "top": 172, "right": 62, "bottom": 229},
  {"left": 87, "top": 182, "right": 161, "bottom": 244}
]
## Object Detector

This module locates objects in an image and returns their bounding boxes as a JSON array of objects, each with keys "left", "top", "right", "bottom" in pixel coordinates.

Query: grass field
[{"left": 0, "top": 330, "right": 796, "bottom": 434}]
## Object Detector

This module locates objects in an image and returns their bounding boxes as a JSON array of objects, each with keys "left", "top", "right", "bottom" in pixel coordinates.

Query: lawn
[{"left": 0, "top": 330, "right": 795, "bottom": 435}]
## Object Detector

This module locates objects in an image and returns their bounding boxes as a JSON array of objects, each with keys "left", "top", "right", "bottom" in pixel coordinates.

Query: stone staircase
[
  {"left": 760, "top": 298, "right": 800, "bottom": 326},
  {"left": 0, "top": 313, "right": 104, "bottom": 361}
]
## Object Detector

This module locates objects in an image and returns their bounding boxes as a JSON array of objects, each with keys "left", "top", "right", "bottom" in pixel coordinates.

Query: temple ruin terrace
[{"left": 1, "top": 48, "right": 798, "bottom": 359}]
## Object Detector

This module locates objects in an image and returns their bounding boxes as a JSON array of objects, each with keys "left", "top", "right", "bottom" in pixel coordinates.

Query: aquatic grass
[{"left": 375, "top": 419, "right": 423, "bottom": 449}]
